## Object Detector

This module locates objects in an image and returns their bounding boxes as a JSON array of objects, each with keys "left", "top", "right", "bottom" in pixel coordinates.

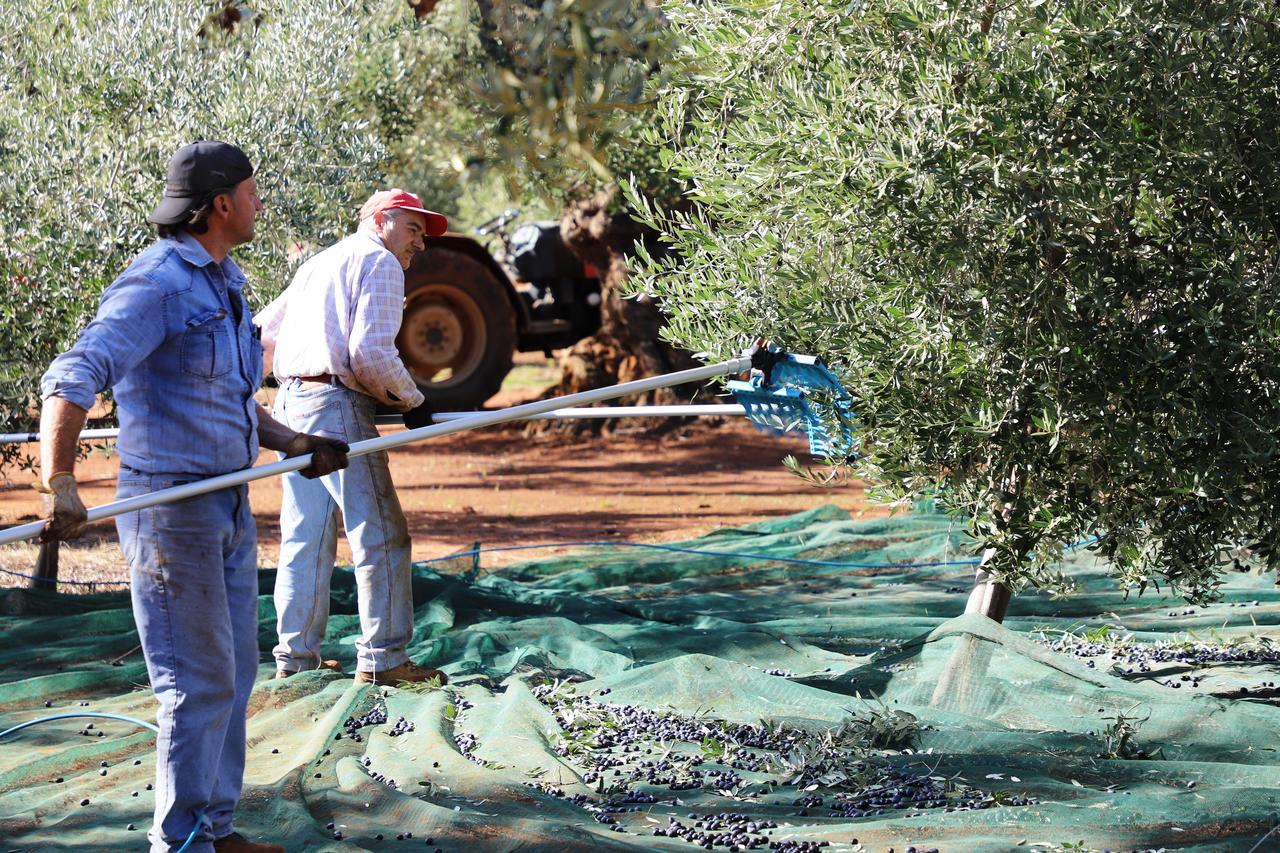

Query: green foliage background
[
  {"left": 346, "top": 0, "right": 512, "bottom": 228},
  {"left": 629, "top": 0, "right": 1280, "bottom": 602},
  {"left": 355, "top": 0, "right": 680, "bottom": 225},
  {"left": 0, "top": 0, "right": 390, "bottom": 463}
]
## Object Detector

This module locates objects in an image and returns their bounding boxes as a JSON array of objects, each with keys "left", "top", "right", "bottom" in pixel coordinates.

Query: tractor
[{"left": 395, "top": 209, "right": 602, "bottom": 410}]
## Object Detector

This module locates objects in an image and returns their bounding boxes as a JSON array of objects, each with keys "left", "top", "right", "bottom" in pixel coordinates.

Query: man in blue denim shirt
[{"left": 37, "top": 141, "right": 348, "bottom": 853}]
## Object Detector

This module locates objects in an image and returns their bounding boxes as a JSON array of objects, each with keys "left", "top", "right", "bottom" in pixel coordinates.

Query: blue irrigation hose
[
  {"left": 0, "top": 712, "right": 204, "bottom": 852},
  {"left": 0, "top": 711, "right": 159, "bottom": 739}
]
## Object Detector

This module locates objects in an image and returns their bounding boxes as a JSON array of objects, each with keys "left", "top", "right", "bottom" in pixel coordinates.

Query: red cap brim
[{"left": 397, "top": 206, "right": 449, "bottom": 237}]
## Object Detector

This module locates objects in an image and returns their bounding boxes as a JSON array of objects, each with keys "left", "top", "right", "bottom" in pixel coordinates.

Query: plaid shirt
[{"left": 256, "top": 231, "right": 424, "bottom": 410}]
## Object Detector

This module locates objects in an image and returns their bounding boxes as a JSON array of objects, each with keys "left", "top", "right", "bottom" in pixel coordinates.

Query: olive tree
[
  {"left": 628, "top": 0, "right": 1280, "bottom": 606},
  {"left": 475, "top": 0, "right": 694, "bottom": 412},
  {"left": 346, "top": 0, "right": 497, "bottom": 223},
  {"left": 0, "top": 0, "right": 390, "bottom": 472},
  {"left": 395, "top": 0, "right": 693, "bottom": 421}
]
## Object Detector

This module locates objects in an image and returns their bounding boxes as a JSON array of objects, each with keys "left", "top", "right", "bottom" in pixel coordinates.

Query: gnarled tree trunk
[{"left": 528, "top": 186, "right": 698, "bottom": 436}]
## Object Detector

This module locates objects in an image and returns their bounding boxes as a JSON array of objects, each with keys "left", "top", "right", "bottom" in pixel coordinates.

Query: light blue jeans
[
  {"left": 272, "top": 379, "right": 415, "bottom": 674},
  {"left": 116, "top": 470, "right": 258, "bottom": 853}
]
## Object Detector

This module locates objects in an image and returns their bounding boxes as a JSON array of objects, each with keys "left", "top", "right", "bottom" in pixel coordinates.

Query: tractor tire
[{"left": 397, "top": 248, "right": 516, "bottom": 411}]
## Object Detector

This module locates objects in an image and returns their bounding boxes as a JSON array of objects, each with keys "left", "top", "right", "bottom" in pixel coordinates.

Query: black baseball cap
[{"left": 147, "top": 141, "right": 254, "bottom": 225}]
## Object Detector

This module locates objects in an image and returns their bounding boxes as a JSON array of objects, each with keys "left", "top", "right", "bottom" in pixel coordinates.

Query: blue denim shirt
[{"left": 41, "top": 233, "right": 264, "bottom": 477}]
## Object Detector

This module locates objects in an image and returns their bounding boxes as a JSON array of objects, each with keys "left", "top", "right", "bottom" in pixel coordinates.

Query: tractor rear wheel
[{"left": 397, "top": 248, "right": 515, "bottom": 411}]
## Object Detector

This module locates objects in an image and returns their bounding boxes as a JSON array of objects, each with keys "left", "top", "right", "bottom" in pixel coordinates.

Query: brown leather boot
[
  {"left": 274, "top": 659, "right": 345, "bottom": 679},
  {"left": 213, "top": 832, "right": 284, "bottom": 853},
  {"left": 354, "top": 660, "right": 448, "bottom": 686}
]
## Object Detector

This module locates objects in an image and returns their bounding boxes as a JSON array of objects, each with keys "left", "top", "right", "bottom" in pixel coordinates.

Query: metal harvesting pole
[
  {"left": 0, "top": 355, "right": 752, "bottom": 547},
  {"left": 0, "top": 406, "right": 749, "bottom": 445}
]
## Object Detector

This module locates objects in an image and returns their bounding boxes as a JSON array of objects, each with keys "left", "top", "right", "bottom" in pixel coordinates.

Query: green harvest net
[{"left": 1, "top": 504, "right": 1278, "bottom": 852}]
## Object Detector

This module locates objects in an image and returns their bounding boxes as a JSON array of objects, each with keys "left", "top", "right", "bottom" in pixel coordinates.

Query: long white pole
[
  {"left": 0, "top": 357, "right": 752, "bottom": 546},
  {"left": 0, "top": 405, "right": 748, "bottom": 445},
  {"left": 432, "top": 404, "right": 745, "bottom": 421}
]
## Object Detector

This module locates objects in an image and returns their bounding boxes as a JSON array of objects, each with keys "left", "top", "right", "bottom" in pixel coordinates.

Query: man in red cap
[{"left": 256, "top": 189, "right": 451, "bottom": 686}]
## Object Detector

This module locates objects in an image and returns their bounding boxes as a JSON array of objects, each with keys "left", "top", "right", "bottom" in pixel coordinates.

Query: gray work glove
[
  {"left": 36, "top": 472, "right": 88, "bottom": 543},
  {"left": 284, "top": 433, "right": 350, "bottom": 479}
]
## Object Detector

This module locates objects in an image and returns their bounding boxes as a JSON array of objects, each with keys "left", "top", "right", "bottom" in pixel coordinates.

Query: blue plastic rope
[
  {"left": 2, "top": 536, "right": 1109, "bottom": 588},
  {"left": 0, "top": 565, "right": 130, "bottom": 586},
  {"left": 418, "top": 539, "right": 984, "bottom": 570},
  {"left": 0, "top": 712, "right": 204, "bottom": 852},
  {"left": 420, "top": 535, "right": 1103, "bottom": 570}
]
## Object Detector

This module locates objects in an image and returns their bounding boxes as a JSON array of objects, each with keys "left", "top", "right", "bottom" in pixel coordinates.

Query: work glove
[
  {"left": 35, "top": 472, "right": 88, "bottom": 543},
  {"left": 402, "top": 399, "right": 436, "bottom": 431},
  {"left": 284, "top": 433, "right": 350, "bottom": 479}
]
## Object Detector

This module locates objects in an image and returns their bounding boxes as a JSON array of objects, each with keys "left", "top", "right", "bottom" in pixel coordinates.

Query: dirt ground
[{"left": 0, "top": 355, "right": 881, "bottom": 588}]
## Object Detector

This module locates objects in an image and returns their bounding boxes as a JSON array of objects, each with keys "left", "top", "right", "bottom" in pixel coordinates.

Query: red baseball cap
[{"left": 359, "top": 189, "right": 448, "bottom": 236}]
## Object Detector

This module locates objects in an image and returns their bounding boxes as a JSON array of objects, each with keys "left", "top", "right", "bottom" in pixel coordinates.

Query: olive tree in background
[
  {"left": 347, "top": 0, "right": 496, "bottom": 225},
  {"left": 397, "top": 0, "right": 694, "bottom": 425},
  {"left": 628, "top": 0, "right": 1280, "bottom": 609},
  {"left": 476, "top": 0, "right": 694, "bottom": 413},
  {"left": 0, "top": 0, "right": 389, "bottom": 472}
]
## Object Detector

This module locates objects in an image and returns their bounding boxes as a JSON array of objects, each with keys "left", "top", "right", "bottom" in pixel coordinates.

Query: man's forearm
[
  {"left": 352, "top": 368, "right": 423, "bottom": 411},
  {"left": 255, "top": 403, "right": 301, "bottom": 453},
  {"left": 40, "top": 396, "right": 89, "bottom": 487}
]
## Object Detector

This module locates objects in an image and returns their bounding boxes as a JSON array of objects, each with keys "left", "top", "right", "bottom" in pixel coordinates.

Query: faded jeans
[
  {"left": 271, "top": 379, "right": 414, "bottom": 674},
  {"left": 116, "top": 470, "right": 258, "bottom": 853}
]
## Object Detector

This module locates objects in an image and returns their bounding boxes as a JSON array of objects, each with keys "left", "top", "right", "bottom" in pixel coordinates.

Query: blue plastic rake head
[{"left": 729, "top": 346, "right": 857, "bottom": 459}]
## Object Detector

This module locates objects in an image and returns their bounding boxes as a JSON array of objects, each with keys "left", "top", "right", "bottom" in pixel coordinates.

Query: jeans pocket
[{"left": 286, "top": 383, "right": 344, "bottom": 422}]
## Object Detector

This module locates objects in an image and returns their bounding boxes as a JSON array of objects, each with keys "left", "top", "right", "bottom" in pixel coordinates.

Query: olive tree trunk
[
  {"left": 964, "top": 569, "right": 1012, "bottom": 622},
  {"left": 528, "top": 186, "right": 699, "bottom": 436}
]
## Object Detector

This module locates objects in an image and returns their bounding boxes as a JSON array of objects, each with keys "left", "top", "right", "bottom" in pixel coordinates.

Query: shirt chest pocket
[
  {"left": 181, "top": 308, "right": 233, "bottom": 379},
  {"left": 249, "top": 331, "right": 264, "bottom": 389}
]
